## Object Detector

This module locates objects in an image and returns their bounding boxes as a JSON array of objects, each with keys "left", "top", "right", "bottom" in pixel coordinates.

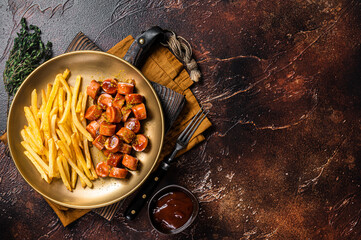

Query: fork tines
[{"left": 178, "top": 108, "right": 209, "bottom": 144}]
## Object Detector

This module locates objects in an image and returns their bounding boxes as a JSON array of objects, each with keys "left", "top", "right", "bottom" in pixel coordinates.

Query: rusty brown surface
[{"left": 1, "top": 0, "right": 361, "bottom": 239}]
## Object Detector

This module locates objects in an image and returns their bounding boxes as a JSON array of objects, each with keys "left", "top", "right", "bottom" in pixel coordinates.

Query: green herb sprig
[{"left": 3, "top": 18, "right": 52, "bottom": 96}]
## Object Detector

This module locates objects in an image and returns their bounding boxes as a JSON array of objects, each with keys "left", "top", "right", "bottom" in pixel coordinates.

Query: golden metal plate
[{"left": 7, "top": 51, "right": 164, "bottom": 209}]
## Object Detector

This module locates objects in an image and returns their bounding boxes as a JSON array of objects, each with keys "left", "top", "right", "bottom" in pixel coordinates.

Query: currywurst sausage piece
[
  {"left": 118, "top": 82, "right": 134, "bottom": 95},
  {"left": 102, "top": 79, "right": 118, "bottom": 95},
  {"left": 87, "top": 80, "right": 101, "bottom": 99},
  {"left": 104, "top": 135, "right": 121, "bottom": 153},
  {"left": 92, "top": 135, "right": 108, "bottom": 150},
  {"left": 122, "top": 154, "right": 138, "bottom": 171},
  {"left": 116, "top": 127, "right": 135, "bottom": 143},
  {"left": 113, "top": 93, "right": 125, "bottom": 108},
  {"left": 99, "top": 122, "right": 116, "bottom": 136},
  {"left": 132, "top": 103, "right": 147, "bottom": 120},
  {"left": 97, "top": 93, "right": 113, "bottom": 110},
  {"left": 86, "top": 120, "right": 100, "bottom": 138},
  {"left": 132, "top": 134, "right": 148, "bottom": 152},
  {"left": 109, "top": 167, "right": 128, "bottom": 179},
  {"left": 125, "top": 94, "right": 143, "bottom": 105},
  {"left": 107, "top": 153, "right": 123, "bottom": 167},
  {"left": 96, "top": 162, "right": 110, "bottom": 177},
  {"left": 121, "top": 107, "right": 132, "bottom": 122},
  {"left": 106, "top": 106, "right": 122, "bottom": 123},
  {"left": 119, "top": 142, "right": 132, "bottom": 154},
  {"left": 124, "top": 118, "right": 141, "bottom": 133},
  {"left": 84, "top": 105, "right": 103, "bottom": 121}
]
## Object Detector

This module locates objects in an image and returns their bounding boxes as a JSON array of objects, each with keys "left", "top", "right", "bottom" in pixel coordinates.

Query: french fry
[
  {"left": 62, "top": 154, "right": 70, "bottom": 182},
  {"left": 43, "top": 75, "right": 61, "bottom": 131},
  {"left": 53, "top": 96, "right": 59, "bottom": 112},
  {"left": 48, "top": 138, "right": 56, "bottom": 179},
  {"left": 50, "top": 107, "right": 58, "bottom": 118},
  {"left": 58, "top": 75, "right": 72, "bottom": 124},
  {"left": 69, "top": 143, "right": 78, "bottom": 189},
  {"left": 90, "top": 163, "right": 98, "bottom": 179},
  {"left": 21, "top": 141, "right": 49, "bottom": 174},
  {"left": 80, "top": 90, "right": 88, "bottom": 121},
  {"left": 58, "top": 124, "right": 71, "bottom": 146},
  {"left": 71, "top": 75, "right": 93, "bottom": 141},
  {"left": 76, "top": 92, "right": 83, "bottom": 113},
  {"left": 76, "top": 159, "right": 86, "bottom": 188},
  {"left": 65, "top": 155, "right": 93, "bottom": 188},
  {"left": 72, "top": 126, "right": 82, "bottom": 149},
  {"left": 53, "top": 159, "right": 60, "bottom": 179},
  {"left": 71, "top": 121, "right": 78, "bottom": 135},
  {"left": 46, "top": 83, "right": 52, "bottom": 100},
  {"left": 57, "top": 156, "right": 72, "bottom": 191},
  {"left": 56, "top": 140, "right": 71, "bottom": 160},
  {"left": 58, "top": 87, "right": 64, "bottom": 116},
  {"left": 71, "top": 134, "right": 93, "bottom": 180},
  {"left": 24, "top": 151, "right": 50, "bottom": 183},
  {"left": 24, "top": 126, "right": 45, "bottom": 155},
  {"left": 21, "top": 128, "right": 42, "bottom": 155},
  {"left": 43, "top": 131, "right": 51, "bottom": 149},
  {"left": 24, "top": 107, "right": 43, "bottom": 148},
  {"left": 63, "top": 68, "right": 70, "bottom": 80},
  {"left": 71, "top": 167, "right": 78, "bottom": 189},
  {"left": 56, "top": 129, "right": 71, "bottom": 154},
  {"left": 31, "top": 89, "right": 40, "bottom": 127},
  {"left": 50, "top": 114, "right": 59, "bottom": 142},
  {"left": 37, "top": 89, "right": 47, "bottom": 119},
  {"left": 83, "top": 138, "right": 92, "bottom": 170}
]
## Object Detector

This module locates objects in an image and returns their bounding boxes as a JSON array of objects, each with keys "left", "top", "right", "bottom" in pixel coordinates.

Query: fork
[{"left": 124, "top": 108, "right": 209, "bottom": 220}]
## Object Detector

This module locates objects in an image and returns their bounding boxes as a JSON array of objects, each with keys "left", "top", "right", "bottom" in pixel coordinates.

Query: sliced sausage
[
  {"left": 116, "top": 127, "right": 135, "bottom": 143},
  {"left": 132, "top": 103, "right": 147, "bottom": 120},
  {"left": 132, "top": 134, "right": 148, "bottom": 152},
  {"left": 107, "top": 153, "right": 123, "bottom": 167},
  {"left": 118, "top": 82, "right": 134, "bottom": 95},
  {"left": 97, "top": 93, "right": 113, "bottom": 110},
  {"left": 124, "top": 118, "right": 141, "bottom": 133},
  {"left": 119, "top": 142, "right": 132, "bottom": 154},
  {"left": 125, "top": 94, "right": 143, "bottom": 105},
  {"left": 92, "top": 135, "right": 108, "bottom": 150},
  {"left": 96, "top": 162, "right": 110, "bottom": 177},
  {"left": 109, "top": 167, "right": 128, "bottom": 179},
  {"left": 121, "top": 107, "right": 132, "bottom": 122},
  {"left": 113, "top": 93, "right": 125, "bottom": 109},
  {"left": 85, "top": 105, "right": 103, "bottom": 121},
  {"left": 97, "top": 113, "right": 108, "bottom": 125},
  {"left": 122, "top": 154, "right": 138, "bottom": 171},
  {"left": 106, "top": 106, "right": 122, "bottom": 123},
  {"left": 102, "top": 79, "right": 118, "bottom": 95},
  {"left": 86, "top": 120, "right": 100, "bottom": 138},
  {"left": 104, "top": 135, "right": 121, "bottom": 153},
  {"left": 87, "top": 80, "right": 101, "bottom": 99},
  {"left": 99, "top": 122, "right": 116, "bottom": 136}
]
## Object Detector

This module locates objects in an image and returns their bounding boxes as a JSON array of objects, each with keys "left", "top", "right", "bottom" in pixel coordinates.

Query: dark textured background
[{"left": 1, "top": 0, "right": 361, "bottom": 239}]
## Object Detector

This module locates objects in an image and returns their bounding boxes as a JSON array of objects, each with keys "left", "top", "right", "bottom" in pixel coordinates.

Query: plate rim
[{"left": 7, "top": 50, "right": 164, "bottom": 209}]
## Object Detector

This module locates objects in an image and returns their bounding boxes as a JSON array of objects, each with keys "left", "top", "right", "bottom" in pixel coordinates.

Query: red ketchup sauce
[{"left": 151, "top": 191, "right": 193, "bottom": 231}]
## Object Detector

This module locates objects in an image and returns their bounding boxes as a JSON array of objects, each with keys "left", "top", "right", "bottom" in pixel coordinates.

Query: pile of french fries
[{"left": 21, "top": 69, "right": 98, "bottom": 191}]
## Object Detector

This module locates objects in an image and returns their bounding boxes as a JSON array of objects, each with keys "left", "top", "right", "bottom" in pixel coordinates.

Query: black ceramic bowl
[{"left": 148, "top": 185, "right": 199, "bottom": 235}]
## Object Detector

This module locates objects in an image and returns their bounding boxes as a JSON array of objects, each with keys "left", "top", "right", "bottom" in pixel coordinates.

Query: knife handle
[{"left": 124, "top": 161, "right": 170, "bottom": 220}]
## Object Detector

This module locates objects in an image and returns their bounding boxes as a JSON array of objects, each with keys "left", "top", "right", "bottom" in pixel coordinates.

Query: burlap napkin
[{"left": 45, "top": 32, "right": 212, "bottom": 226}]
